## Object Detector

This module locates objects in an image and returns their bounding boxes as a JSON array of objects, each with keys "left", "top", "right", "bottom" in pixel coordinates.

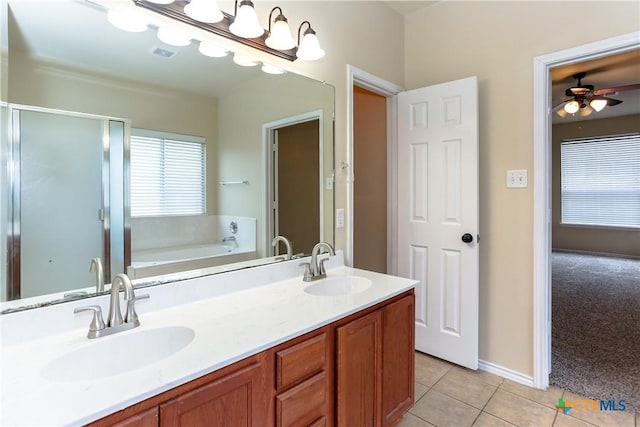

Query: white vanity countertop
[{"left": 0, "top": 254, "right": 416, "bottom": 426}]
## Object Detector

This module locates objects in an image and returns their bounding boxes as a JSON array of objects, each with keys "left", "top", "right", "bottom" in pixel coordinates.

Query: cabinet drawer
[
  {"left": 276, "top": 372, "right": 327, "bottom": 427},
  {"left": 276, "top": 333, "right": 327, "bottom": 390}
]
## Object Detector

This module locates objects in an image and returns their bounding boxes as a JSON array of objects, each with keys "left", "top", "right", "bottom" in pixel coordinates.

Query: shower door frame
[{"left": 5, "top": 104, "right": 130, "bottom": 300}]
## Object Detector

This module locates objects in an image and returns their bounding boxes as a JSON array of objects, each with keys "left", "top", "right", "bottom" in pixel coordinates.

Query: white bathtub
[{"left": 128, "top": 243, "right": 257, "bottom": 279}]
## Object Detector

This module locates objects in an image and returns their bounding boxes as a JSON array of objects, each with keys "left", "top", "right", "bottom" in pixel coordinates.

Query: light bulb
[
  {"left": 184, "top": 0, "right": 223, "bottom": 23},
  {"left": 265, "top": 14, "right": 296, "bottom": 50},
  {"left": 296, "top": 29, "right": 325, "bottom": 61},
  {"left": 229, "top": 0, "right": 264, "bottom": 38},
  {"left": 563, "top": 100, "right": 580, "bottom": 114},
  {"left": 233, "top": 53, "right": 259, "bottom": 67},
  {"left": 261, "top": 64, "right": 286, "bottom": 74},
  {"left": 590, "top": 98, "right": 607, "bottom": 112},
  {"left": 107, "top": 9, "right": 148, "bottom": 33},
  {"left": 157, "top": 27, "right": 191, "bottom": 46},
  {"left": 199, "top": 42, "right": 228, "bottom": 58}
]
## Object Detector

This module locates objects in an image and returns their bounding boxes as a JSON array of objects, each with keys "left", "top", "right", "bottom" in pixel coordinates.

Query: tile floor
[{"left": 398, "top": 352, "right": 639, "bottom": 427}]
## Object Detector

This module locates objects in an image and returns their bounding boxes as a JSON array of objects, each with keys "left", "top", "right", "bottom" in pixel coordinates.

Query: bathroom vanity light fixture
[
  {"left": 229, "top": 0, "right": 264, "bottom": 38},
  {"left": 296, "top": 21, "right": 325, "bottom": 60},
  {"left": 265, "top": 7, "right": 296, "bottom": 50},
  {"left": 133, "top": 0, "right": 325, "bottom": 62},
  {"left": 183, "top": 0, "right": 223, "bottom": 23},
  {"left": 107, "top": 9, "right": 149, "bottom": 32}
]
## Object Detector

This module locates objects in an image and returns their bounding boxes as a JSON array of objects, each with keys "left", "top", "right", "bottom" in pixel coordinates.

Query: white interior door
[{"left": 397, "top": 76, "right": 479, "bottom": 369}]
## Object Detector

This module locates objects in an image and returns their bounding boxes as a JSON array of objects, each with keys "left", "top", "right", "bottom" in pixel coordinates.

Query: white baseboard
[
  {"left": 479, "top": 359, "right": 535, "bottom": 388},
  {"left": 552, "top": 248, "right": 640, "bottom": 260}
]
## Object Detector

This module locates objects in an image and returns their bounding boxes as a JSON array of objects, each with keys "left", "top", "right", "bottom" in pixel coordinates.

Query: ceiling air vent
[{"left": 150, "top": 46, "right": 177, "bottom": 59}]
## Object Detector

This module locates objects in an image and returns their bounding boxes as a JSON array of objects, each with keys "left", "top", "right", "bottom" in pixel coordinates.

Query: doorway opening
[
  {"left": 264, "top": 111, "right": 324, "bottom": 257},
  {"left": 532, "top": 32, "right": 640, "bottom": 391},
  {"left": 548, "top": 52, "right": 640, "bottom": 407},
  {"left": 346, "top": 65, "right": 403, "bottom": 272}
]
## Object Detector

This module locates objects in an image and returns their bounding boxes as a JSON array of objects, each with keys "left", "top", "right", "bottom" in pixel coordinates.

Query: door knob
[{"left": 461, "top": 233, "right": 473, "bottom": 243}]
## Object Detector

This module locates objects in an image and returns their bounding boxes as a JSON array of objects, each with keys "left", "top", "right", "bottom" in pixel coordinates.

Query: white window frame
[
  {"left": 130, "top": 129, "right": 206, "bottom": 217},
  {"left": 560, "top": 133, "right": 640, "bottom": 230}
]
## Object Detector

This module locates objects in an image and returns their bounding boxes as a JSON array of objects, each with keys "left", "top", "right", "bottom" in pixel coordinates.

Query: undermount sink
[
  {"left": 41, "top": 326, "right": 195, "bottom": 382},
  {"left": 304, "top": 276, "right": 372, "bottom": 296}
]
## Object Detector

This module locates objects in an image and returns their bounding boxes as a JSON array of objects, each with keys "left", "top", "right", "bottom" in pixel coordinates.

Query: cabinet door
[
  {"left": 336, "top": 310, "right": 382, "bottom": 427},
  {"left": 382, "top": 295, "right": 415, "bottom": 426},
  {"left": 160, "top": 360, "right": 266, "bottom": 427}
]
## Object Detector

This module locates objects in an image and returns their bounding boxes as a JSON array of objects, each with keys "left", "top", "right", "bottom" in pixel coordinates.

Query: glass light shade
[
  {"left": 261, "top": 64, "right": 286, "bottom": 74},
  {"left": 578, "top": 105, "right": 593, "bottom": 117},
  {"left": 157, "top": 27, "right": 191, "bottom": 46},
  {"left": 296, "top": 31, "right": 325, "bottom": 61},
  {"left": 590, "top": 98, "right": 607, "bottom": 112},
  {"left": 563, "top": 100, "right": 580, "bottom": 114},
  {"left": 184, "top": 0, "right": 223, "bottom": 23},
  {"left": 199, "top": 42, "right": 228, "bottom": 57},
  {"left": 265, "top": 18, "right": 296, "bottom": 50},
  {"left": 229, "top": 1, "right": 264, "bottom": 38},
  {"left": 233, "top": 53, "right": 259, "bottom": 67},
  {"left": 107, "top": 9, "right": 148, "bottom": 33}
]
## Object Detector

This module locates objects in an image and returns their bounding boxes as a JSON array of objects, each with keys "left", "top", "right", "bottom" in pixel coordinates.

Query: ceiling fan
[{"left": 555, "top": 72, "right": 640, "bottom": 118}]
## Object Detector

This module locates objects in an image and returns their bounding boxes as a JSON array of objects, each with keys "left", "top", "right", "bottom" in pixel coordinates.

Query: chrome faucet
[
  {"left": 74, "top": 273, "right": 149, "bottom": 339},
  {"left": 302, "top": 242, "right": 335, "bottom": 282},
  {"left": 272, "top": 235, "right": 293, "bottom": 260},
  {"left": 89, "top": 257, "right": 104, "bottom": 293}
]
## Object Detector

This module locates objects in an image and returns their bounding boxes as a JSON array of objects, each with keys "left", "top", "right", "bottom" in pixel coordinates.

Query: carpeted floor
[{"left": 550, "top": 251, "right": 640, "bottom": 413}]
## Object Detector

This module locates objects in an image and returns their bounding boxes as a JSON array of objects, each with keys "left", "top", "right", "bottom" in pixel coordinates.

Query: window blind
[
  {"left": 560, "top": 134, "right": 640, "bottom": 229},
  {"left": 130, "top": 131, "right": 206, "bottom": 217}
]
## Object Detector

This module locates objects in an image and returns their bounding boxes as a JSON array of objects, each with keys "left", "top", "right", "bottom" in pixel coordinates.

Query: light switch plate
[
  {"left": 336, "top": 208, "right": 345, "bottom": 228},
  {"left": 506, "top": 169, "right": 528, "bottom": 188}
]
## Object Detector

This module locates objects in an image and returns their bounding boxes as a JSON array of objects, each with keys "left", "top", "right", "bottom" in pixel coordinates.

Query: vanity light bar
[{"left": 134, "top": 0, "right": 298, "bottom": 61}]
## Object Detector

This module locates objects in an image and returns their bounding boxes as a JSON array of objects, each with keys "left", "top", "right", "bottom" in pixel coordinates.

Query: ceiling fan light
[
  {"left": 230, "top": 1, "right": 264, "bottom": 38},
  {"left": 563, "top": 100, "right": 580, "bottom": 114},
  {"left": 184, "top": 0, "right": 224, "bottom": 23},
  {"left": 590, "top": 98, "right": 607, "bottom": 112},
  {"left": 157, "top": 27, "right": 192, "bottom": 46},
  {"left": 579, "top": 105, "right": 593, "bottom": 117},
  {"left": 107, "top": 9, "right": 148, "bottom": 33}
]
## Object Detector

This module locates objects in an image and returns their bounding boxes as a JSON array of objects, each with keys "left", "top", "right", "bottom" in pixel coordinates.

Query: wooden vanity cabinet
[
  {"left": 89, "top": 290, "right": 414, "bottom": 427},
  {"left": 273, "top": 331, "right": 332, "bottom": 427},
  {"left": 336, "top": 294, "right": 415, "bottom": 427}
]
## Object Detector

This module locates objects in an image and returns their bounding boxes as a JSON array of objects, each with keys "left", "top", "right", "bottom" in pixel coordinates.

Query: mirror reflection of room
[{"left": 1, "top": 0, "right": 334, "bottom": 305}]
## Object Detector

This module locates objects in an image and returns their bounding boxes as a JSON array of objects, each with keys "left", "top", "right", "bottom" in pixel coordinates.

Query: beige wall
[
  {"left": 7, "top": 51, "right": 220, "bottom": 214},
  {"left": 405, "top": 1, "right": 639, "bottom": 376},
  {"left": 216, "top": 73, "right": 334, "bottom": 255},
  {"left": 552, "top": 114, "right": 640, "bottom": 257}
]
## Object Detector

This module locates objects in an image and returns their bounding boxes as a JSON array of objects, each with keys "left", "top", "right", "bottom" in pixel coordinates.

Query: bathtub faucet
[{"left": 222, "top": 236, "right": 236, "bottom": 243}]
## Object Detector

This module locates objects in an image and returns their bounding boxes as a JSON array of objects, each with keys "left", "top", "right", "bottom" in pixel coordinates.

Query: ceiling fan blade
[
  {"left": 604, "top": 97, "right": 623, "bottom": 106},
  {"left": 594, "top": 83, "right": 640, "bottom": 95}
]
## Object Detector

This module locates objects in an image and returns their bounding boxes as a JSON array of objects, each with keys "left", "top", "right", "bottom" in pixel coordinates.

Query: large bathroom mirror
[{"left": 0, "top": 0, "right": 334, "bottom": 311}]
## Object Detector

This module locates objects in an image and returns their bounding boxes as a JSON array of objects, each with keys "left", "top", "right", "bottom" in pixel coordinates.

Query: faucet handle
[
  {"left": 299, "top": 262, "right": 312, "bottom": 282},
  {"left": 74, "top": 305, "right": 106, "bottom": 338},
  {"left": 319, "top": 258, "right": 331, "bottom": 276},
  {"left": 125, "top": 294, "right": 150, "bottom": 326}
]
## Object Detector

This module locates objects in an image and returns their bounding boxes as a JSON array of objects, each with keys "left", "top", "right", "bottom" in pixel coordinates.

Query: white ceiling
[{"left": 384, "top": 1, "right": 438, "bottom": 16}]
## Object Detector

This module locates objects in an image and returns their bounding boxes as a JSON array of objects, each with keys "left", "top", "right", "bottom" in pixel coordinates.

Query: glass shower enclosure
[{"left": 4, "top": 105, "right": 128, "bottom": 300}]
